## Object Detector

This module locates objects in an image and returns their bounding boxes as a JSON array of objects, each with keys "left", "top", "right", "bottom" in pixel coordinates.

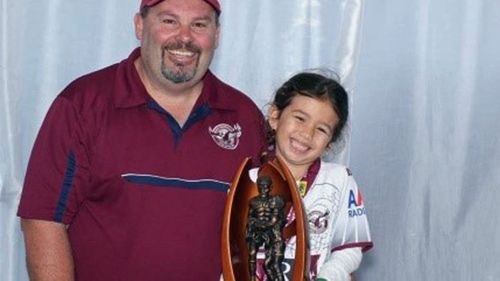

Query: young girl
[{"left": 254, "top": 71, "right": 373, "bottom": 281}]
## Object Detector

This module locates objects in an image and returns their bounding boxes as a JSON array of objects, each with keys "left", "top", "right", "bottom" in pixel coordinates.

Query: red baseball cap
[{"left": 140, "top": 0, "right": 221, "bottom": 15}]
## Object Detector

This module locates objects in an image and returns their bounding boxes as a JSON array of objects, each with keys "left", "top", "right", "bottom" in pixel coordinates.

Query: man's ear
[
  {"left": 134, "top": 13, "right": 144, "bottom": 40},
  {"left": 214, "top": 25, "right": 221, "bottom": 49},
  {"left": 267, "top": 105, "right": 280, "bottom": 130}
]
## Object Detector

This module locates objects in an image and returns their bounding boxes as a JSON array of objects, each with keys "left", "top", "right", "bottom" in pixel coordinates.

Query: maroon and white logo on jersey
[
  {"left": 209, "top": 123, "right": 242, "bottom": 150},
  {"left": 308, "top": 210, "right": 330, "bottom": 234}
]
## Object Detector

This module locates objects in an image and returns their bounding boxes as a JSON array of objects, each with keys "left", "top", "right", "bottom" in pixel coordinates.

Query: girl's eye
[
  {"left": 317, "top": 127, "right": 331, "bottom": 136},
  {"left": 293, "top": 115, "right": 305, "bottom": 122}
]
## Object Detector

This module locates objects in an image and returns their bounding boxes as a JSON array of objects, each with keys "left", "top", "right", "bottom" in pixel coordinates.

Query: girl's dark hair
[{"left": 270, "top": 71, "right": 349, "bottom": 145}]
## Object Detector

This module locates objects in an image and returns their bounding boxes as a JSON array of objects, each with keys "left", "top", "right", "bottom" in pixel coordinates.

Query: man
[{"left": 17, "top": 0, "right": 266, "bottom": 280}]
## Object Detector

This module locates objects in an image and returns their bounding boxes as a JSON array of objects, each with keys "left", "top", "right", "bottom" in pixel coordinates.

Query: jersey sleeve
[
  {"left": 17, "top": 93, "right": 91, "bottom": 225},
  {"left": 329, "top": 169, "right": 373, "bottom": 253}
]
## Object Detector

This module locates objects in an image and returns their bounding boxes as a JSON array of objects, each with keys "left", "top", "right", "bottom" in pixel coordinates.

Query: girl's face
[{"left": 269, "top": 95, "right": 339, "bottom": 180}]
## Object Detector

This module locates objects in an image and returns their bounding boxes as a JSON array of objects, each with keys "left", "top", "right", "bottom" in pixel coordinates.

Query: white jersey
[{"left": 250, "top": 161, "right": 373, "bottom": 280}]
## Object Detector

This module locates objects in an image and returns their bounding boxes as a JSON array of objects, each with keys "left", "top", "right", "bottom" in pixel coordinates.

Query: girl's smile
[{"left": 269, "top": 95, "right": 339, "bottom": 180}]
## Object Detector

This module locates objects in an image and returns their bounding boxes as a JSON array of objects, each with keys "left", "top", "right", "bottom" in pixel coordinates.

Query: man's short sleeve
[{"left": 18, "top": 94, "right": 91, "bottom": 225}]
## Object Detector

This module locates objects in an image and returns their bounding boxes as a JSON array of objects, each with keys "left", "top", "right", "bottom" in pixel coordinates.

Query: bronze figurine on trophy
[
  {"left": 221, "top": 157, "right": 310, "bottom": 281},
  {"left": 246, "top": 176, "right": 286, "bottom": 281}
]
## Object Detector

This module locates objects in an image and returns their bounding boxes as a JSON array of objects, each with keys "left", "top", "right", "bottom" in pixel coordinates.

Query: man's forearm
[{"left": 21, "top": 219, "right": 75, "bottom": 281}]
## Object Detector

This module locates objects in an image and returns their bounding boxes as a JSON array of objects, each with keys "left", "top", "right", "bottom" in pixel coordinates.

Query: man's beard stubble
[{"left": 160, "top": 41, "right": 201, "bottom": 84}]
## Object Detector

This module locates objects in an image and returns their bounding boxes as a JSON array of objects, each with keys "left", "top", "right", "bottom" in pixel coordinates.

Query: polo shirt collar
[
  {"left": 198, "top": 71, "right": 237, "bottom": 111},
  {"left": 114, "top": 47, "right": 235, "bottom": 112},
  {"left": 114, "top": 47, "right": 149, "bottom": 109}
]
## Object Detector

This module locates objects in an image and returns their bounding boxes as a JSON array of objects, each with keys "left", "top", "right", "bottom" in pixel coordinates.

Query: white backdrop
[{"left": 1, "top": 0, "right": 499, "bottom": 280}]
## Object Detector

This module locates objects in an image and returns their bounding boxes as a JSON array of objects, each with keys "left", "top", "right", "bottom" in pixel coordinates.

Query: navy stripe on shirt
[
  {"left": 54, "top": 151, "right": 76, "bottom": 222},
  {"left": 146, "top": 100, "right": 211, "bottom": 143},
  {"left": 122, "top": 173, "right": 230, "bottom": 192}
]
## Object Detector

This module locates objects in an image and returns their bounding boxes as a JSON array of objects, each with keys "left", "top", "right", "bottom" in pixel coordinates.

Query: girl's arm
[{"left": 316, "top": 247, "right": 362, "bottom": 281}]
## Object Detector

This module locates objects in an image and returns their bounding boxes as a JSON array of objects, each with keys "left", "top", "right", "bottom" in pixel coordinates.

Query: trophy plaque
[{"left": 221, "top": 157, "right": 310, "bottom": 281}]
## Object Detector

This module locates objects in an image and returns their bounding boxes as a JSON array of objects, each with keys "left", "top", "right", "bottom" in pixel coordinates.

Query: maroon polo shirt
[{"left": 18, "top": 47, "right": 266, "bottom": 281}]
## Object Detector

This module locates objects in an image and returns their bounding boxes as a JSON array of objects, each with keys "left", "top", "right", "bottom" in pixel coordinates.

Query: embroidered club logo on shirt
[
  {"left": 308, "top": 210, "right": 330, "bottom": 234},
  {"left": 208, "top": 123, "right": 242, "bottom": 150}
]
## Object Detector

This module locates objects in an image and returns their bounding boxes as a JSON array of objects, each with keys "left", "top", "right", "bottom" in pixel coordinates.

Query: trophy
[{"left": 221, "top": 157, "right": 310, "bottom": 281}]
